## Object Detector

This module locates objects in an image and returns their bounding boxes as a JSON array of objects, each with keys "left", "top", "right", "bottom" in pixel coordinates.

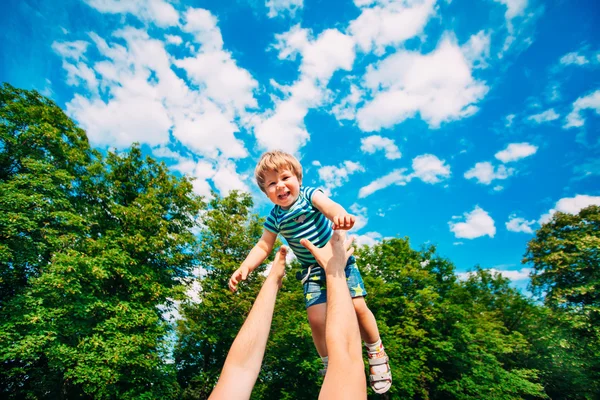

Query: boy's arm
[
  {"left": 311, "top": 190, "right": 356, "bottom": 230},
  {"left": 229, "top": 229, "right": 277, "bottom": 292}
]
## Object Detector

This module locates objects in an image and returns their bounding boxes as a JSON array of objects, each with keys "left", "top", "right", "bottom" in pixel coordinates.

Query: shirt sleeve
[
  {"left": 263, "top": 209, "right": 279, "bottom": 234},
  {"left": 301, "top": 186, "right": 323, "bottom": 205}
]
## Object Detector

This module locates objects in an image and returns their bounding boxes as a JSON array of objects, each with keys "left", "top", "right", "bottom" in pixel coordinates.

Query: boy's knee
[{"left": 352, "top": 297, "right": 370, "bottom": 317}]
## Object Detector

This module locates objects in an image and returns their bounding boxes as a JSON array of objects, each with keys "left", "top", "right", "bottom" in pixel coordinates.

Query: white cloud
[
  {"left": 560, "top": 51, "right": 589, "bottom": 66},
  {"left": 332, "top": 84, "right": 363, "bottom": 122},
  {"left": 212, "top": 160, "right": 250, "bottom": 196},
  {"left": 564, "top": 89, "right": 600, "bottom": 129},
  {"left": 83, "top": 0, "right": 179, "bottom": 27},
  {"left": 165, "top": 34, "right": 182, "bottom": 45},
  {"left": 266, "top": 0, "right": 303, "bottom": 18},
  {"left": 461, "top": 30, "right": 491, "bottom": 69},
  {"left": 358, "top": 168, "right": 410, "bottom": 198},
  {"left": 539, "top": 194, "right": 600, "bottom": 224},
  {"left": 495, "top": 142, "right": 538, "bottom": 163},
  {"left": 449, "top": 206, "right": 496, "bottom": 239},
  {"left": 457, "top": 267, "right": 532, "bottom": 281},
  {"left": 349, "top": 0, "right": 437, "bottom": 55},
  {"left": 255, "top": 27, "right": 355, "bottom": 153},
  {"left": 55, "top": 9, "right": 256, "bottom": 198},
  {"left": 411, "top": 154, "right": 451, "bottom": 183},
  {"left": 317, "top": 161, "right": 365, "bottom": 195},
  {"left": 51, "top": 40, "right": 89, "bottom": 60},
  {"left": 349, "top": 203, "right": 368, "bottom": 232},
  {"left": 358, "top": 153, "right": 449, "bottom": 197},
  {"left": 491, "top": 267, "right": 531, "bottom": 281},
  {"left": 356, "top": 35, "right": 488, "bottom": 131},
  {"left": 353, "top": 231, "right": 382, "bottom": 247},
  {"left": 464, "top": 162, "right": 513, "bottom": 185},
  {"left": 360, "top": 135, "right": 401, "bottom": 159},
  {"left": 528, "top": 108, "right": 559, "bottom": 124},
  {"left": 493, "top": 0, "right": 528, "bottom": 21},
  {"left": 171, "top": 101, "right": 248, "bottom": 159},
  {"left": 506, "top": 215, "right": 535, "bottom": 234},
  {"left": 505, "top": 114, "right": 516, "bottom": 127}
]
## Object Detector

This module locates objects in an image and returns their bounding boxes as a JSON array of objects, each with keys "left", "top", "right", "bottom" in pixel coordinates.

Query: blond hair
[{"left": 255, "top": 150, "right": 303, "bottom": 192}]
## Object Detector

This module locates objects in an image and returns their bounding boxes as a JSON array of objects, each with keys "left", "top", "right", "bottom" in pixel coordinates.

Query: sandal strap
[
  {"left": 369, "top": 372, "right": 392, "bottom": 382},
  {"left": 368, "top": 356, "right": 389, "bottom": 366}
]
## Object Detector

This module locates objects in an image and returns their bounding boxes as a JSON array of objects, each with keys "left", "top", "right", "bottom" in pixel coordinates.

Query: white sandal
[{"left": 368, "top": 352, "right": 392, "bottom": 394}]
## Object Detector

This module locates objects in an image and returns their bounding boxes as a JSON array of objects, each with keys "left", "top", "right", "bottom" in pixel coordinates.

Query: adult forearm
[
  {"left": 325, "top": 272, "right": 361, "bottom": 358},
  {"left": 210, "top": 276, "right": 280, "bottom": 399}
]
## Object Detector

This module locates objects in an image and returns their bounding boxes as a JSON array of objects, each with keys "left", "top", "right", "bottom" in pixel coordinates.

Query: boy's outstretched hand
[
  {"left": 333, "top": 213, "right": 356, "bottom": 230},
  {"left": 229, "top": 266, "right": 250, "bottom": 292}
]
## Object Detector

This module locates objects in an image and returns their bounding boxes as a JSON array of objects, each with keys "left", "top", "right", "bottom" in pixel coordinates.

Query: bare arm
[
  {"left": 229, "top": 229, "right": 277, "bottom": 292},
  {"left": 301, "top": 232, "right": 367, "bottom": 400},
  {"left": 209, "top": 246, "right": 288, "bottom": 400},
  {"left": 311, "top": 190, "right": 356, "bottom": 230}
]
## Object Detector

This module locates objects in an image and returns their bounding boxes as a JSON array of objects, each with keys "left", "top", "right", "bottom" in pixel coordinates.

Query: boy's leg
[
  {"left": 352, "top": 296, "right": 379, "bottom": 344},
  {"left": 306, "top": 302, "right": 328, "bottom": 357}
]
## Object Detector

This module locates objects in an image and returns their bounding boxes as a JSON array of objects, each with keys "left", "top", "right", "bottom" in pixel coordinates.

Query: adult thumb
[{"left": 300, "top": 238, "right": 315, "bottom": 253}]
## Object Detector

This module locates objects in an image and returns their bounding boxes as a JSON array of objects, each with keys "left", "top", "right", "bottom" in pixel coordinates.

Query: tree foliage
[
  {"left": 524, "top": 205, "right": 600, "bottom": 399},
  {"left": 0, "top": 84, "right": 203, "bottom": 399}
]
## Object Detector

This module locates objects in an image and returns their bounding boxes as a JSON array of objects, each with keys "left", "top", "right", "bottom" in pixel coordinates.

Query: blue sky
[{"left": 2, "top": 0, "right": 599, "bottom": 292}]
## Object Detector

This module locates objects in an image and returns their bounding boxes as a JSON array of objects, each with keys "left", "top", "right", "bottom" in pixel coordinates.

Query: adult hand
[
  {"left": 300, "top": 230, "right": 354, "bottom": 273},
  {"left": 267, "top": 246, "right": 287, "bottom": 286}
]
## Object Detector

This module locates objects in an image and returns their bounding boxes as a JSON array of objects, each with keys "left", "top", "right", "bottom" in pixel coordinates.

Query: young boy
[{"left": 228, "top": 150, "right": 392, "bottom": 394}]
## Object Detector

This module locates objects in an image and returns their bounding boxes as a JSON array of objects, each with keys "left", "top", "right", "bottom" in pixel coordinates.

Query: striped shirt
[{"left": 264, "top": 186, "right": 333, "bottom": 267}]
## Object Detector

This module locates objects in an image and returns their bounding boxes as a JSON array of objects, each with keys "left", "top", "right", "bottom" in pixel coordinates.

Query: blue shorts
[{"left": 297, "top": 257, "right": 367, "bottom": 309}]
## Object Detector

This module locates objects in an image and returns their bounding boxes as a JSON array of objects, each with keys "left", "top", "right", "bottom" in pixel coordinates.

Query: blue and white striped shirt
[{"left": 264, "top": 186, "right": 333, "bottom": 267}]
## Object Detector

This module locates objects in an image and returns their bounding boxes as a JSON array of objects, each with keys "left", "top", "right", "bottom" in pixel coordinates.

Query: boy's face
[{"left": 263, "top": 168, "right": 301, "bottom": 209}]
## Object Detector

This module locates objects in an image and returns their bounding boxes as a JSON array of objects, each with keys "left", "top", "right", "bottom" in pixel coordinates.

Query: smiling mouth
[{"left": 278, "top": 192, "right": 290, "bottom": 200}]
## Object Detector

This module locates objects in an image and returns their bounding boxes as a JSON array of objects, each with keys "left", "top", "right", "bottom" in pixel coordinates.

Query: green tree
[
  {"left": 524, "top": 205, "right": 600, "bottom": 398},
  {"left": 0, "top": 84, "right": 203, "bottom": 399},
  {"left": 356, "top": 239, "right": 546, "bottom": 399}
]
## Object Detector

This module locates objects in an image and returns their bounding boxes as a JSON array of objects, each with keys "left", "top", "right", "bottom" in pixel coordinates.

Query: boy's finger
[{"left": 241, "top": 270, "right": 248, "bottom": 280}]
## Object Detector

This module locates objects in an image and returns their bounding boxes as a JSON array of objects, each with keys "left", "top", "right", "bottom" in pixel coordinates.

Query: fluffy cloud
[
  {"left": 358, "top": 153, "right": 449, "bottom": 197},
  {"left": 564, "top": 89, "right": 600, "bottom": 129},
  {"left": 353, "top": 231, "right": 382, "bottom": 247},
  {"left": 449, "top": 206, "right": 496, "bottom": 239},
  {"left": 266, "top": 0, "right": 304, "bottom": 18},
  {"left": 539, "top": 194, "right": 600, "bottom": 224},
  {"left": 255, "top": 26, "right": 355, "bottom": 153},
  {"left": 317, "top": 161, "right": 365, "bottom": 195},
  {"left": 83, "top": 0, "right": 179, "bottom": 27},
  {"left": 411, "top": 154, "right": 451, "bottom": 183},
  {"left": 458, "top": 267, "right": 531, "bottom": 281},
  {"left": 495, "top": 142, "right": 538, "bottom": 163},
  {"left": 528, "top": 108, "right": 559, "bottom": 124},
  {"left": 360, "top": 135, "right": 401, "bottom": 159},
  {"left": 505, "top": 215, "right": 535, "bottom": 233},
  {"left": 356, "top": 35, "right": 488, "bottom": 131},
  {"left": 559, "top": 51, "right": 589, "bottom": 66},
  {"left": 464, "top": 162, "right": 513, "bottom": 185},
  {"left": 358, "top": 168, "right": 410, "bottom": 198},
  {"left": 349, "top": 203, "right": 369, "bottom": 232},
  {"left": 349, "top": 0, "right": 437, "bottom": 55},
  {"left": 493, "top": 0, "right": 528, "bottom": 21}
]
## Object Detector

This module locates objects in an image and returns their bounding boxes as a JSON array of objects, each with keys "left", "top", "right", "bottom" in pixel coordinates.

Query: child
[{"left": 228, "top": 150, "right": 392, "bottom": 394}]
